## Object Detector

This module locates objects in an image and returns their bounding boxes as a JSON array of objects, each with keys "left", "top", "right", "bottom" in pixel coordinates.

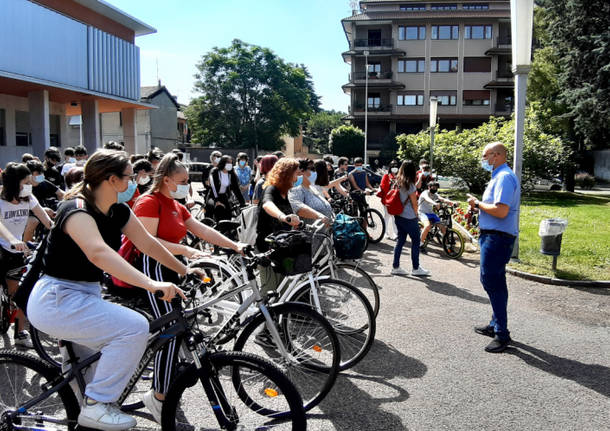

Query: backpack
[
  {"left": 266, "top": 231, "right": 313, "bottom": 275},
  {"left": 332, "top": 213, "right": 367, "bottom": 260},
  {"left": 237, "top": 204, "right": 260, "bottom": 246}
]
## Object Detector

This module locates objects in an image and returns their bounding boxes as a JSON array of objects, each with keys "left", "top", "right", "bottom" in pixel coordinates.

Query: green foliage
[
  {"left": 302, "top": 110, "right": 346, "bottom": 154},
  {"left": 186, "top": 39, "right": 319, "bottom": 150},
  {"left": 329, "top": 125, "right": 364, "bottom": 159},
  {"left": 396, "top": 110, "right": 572, "bottom": 194}
]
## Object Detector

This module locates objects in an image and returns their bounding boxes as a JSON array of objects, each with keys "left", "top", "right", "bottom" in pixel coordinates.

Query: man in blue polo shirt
[{"left": 467, "top": 142, "right": 520, "bottom": 353}]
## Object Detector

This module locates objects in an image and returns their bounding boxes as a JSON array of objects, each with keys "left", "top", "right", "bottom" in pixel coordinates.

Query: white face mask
[
  {"left": 19, "top": 184, "right": 33, "bottom": 198},
  {"left": 391, "top": 167, "right": 398, "bottom": 174},
  {"left": 68, "top": 157, "right": 77, "bottom": 164},
  {"left": 212, "top": 157, "right": 219, "bottom": 164},
  {"left": 170, "top": 183, "right": 190, "bottom": 200},
  {"left": 225, "top": 163, "right": 233, "bottom": 172},
  {"left": 75, "top": 159, "right": 86, "bottom": 166},
  {"left": 137, "top": 175, "right": 151, "bottom": 186}
]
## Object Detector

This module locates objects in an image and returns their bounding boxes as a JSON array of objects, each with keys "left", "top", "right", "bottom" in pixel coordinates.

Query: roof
[
  {"left": 71, "top": 0, "right": 156, "bottom": 36},
  {"left": 140, "top": 85, "right": 181, "bottom": 109},
  {"left": 343, "top": 9, "right": 510, "bottom": 22}
]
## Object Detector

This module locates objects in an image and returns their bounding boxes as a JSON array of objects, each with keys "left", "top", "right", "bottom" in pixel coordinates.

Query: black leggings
[{"left": 136, "top": 253, "right": 182, "bottom": 395}]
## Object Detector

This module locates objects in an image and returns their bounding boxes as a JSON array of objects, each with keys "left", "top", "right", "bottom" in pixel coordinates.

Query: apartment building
[
  {"left": 341, "top": 0, "right": 513, "bottom": 156},
  {"left": 0, "top": 0, "right": 155, "bottom": 167}
]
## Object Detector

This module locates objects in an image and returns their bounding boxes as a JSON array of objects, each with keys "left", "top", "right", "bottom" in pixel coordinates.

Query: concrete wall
[{"left": 593, "top": 150, "right": 610, "bottom": 181}]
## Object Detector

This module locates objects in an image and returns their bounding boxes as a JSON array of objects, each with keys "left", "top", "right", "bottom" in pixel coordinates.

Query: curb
[{"left": 506, "top": 267, "right": 610, "bottom": 288}]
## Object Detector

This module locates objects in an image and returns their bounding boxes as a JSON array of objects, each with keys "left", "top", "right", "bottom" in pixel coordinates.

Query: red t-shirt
[{"left": 133, "top": 192, "right": 191, "bottom": 244}]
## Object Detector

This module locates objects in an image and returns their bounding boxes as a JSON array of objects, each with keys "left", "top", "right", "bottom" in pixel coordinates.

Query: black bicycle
[
  {"left": 420, "top": 203, "right": 465, "bottom": 259},
  {"left": 0, "top": 288, "right": 306, "bottom": 430}
]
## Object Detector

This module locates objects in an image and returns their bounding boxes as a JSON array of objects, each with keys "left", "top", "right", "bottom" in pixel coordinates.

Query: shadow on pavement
[
  {"left": 316, "top": 340, "right": 426, "bottom": 430},
  {"left": 419, "top": 278, "right": 489, "bottom": 305},
  {"left": 569, "top": 286, "right": 610, "bottom": 296},
  {"left": 508, "top": 341, "right": 610, "bottom": 398}
]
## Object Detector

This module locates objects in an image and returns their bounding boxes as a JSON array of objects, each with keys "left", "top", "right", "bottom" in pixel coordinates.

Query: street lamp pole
[
  {"left": 429, "top": 96, "right": 438, "bottom": 172},
  {"left": 364, "top": 50, "right": 369, "bottom": 166},
  {"left": 510, "top": 0, "right": 534, "bottom": 259}
]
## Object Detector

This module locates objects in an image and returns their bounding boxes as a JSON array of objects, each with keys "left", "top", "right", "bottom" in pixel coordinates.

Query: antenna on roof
[
  {"left": 350, "top": 0, "right": 358, "bottom": 14},
  {"left": 156, "top": 57, "right": 160, "bottom": 86}
]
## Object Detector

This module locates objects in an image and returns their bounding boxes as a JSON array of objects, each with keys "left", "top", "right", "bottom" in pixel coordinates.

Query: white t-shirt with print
[{"left": 0, "top": 195, "right": 40, "bottom": 252}]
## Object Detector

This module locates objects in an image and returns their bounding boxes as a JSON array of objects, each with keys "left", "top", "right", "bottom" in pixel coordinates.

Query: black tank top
[{"left": 42, "top": 198, "right": 131, "bottom": 282}]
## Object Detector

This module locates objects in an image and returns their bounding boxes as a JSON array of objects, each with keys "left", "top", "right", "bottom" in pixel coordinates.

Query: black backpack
[
  {"left": 266, "top": 231, "right": 313, "bottom": 275},
  {"left": 13, "top": 234, "right": 48, "bottom": 316}
]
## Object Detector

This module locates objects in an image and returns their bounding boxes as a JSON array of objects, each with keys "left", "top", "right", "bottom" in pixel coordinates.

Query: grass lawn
[{"left": 443, "top": 190, "right": 610, "bottom": 281}]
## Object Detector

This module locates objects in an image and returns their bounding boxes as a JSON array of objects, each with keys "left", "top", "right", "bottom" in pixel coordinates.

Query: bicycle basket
[
  {"left": 332, "top": 214, "right": 367, "bottom": 260},
  {"left": 266, "top": 231, "right": 313, "bottom": 275}
]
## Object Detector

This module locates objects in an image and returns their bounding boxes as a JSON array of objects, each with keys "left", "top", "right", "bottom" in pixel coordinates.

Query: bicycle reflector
[
  {"left": 264, "top": 388, "right": 279, "bottom": 398},
  {"left": 203, "top": 276, "right": 212, "bottom": 283},
  {"left": 312, "top": 345, "right": 323, "bottom": 353}
]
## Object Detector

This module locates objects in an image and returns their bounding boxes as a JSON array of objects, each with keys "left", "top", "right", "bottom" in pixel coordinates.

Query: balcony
[
  {"left": 351, "top": 104, "right": 394, "bottom": 114},
  {"left": 351, "top": 71, "right": 393, "bottom": 80},
  {"left": 496, "top": 69, "right": 513, "bottom": 79},
  {"left": 353, "top": 38, "right": 394, "bottom": 49},
  {"left": 495, "top": 103, "right": 514, "bottom": 113},
  {"left": 485, "top": 37, "right": 512, "bottom": 56}
]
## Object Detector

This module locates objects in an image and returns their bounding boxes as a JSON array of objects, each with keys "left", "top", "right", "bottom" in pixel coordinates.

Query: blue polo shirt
[{"left": 479, "top": 163, "right": 520, "bottom": 236}]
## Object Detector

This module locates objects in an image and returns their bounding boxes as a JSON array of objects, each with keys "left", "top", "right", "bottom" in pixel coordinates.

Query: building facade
[
  {"left": 342, "top": 0, "right": 513, "bottom": 156},
  {"left": 0, "top": 0, "right": 155, "bottom": 167}
]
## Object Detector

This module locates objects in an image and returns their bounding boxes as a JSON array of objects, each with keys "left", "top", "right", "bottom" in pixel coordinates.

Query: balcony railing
[
  {"left": 351, "top": 71, "right": 393, "bottom": 80},
  {"left": 496, "top": 69, "right": 513, "bottom": 79},
  {"left": 353, "top": 39, "right": 394, "bottom": 48},
  {"left": 353, "top": 104, "right": 393, "bottom": 113},
  {"left": 495, "top": 103, "right": 514, "bottom": 112},
  {"left": 497, "top": 36, "right": 512, "bottom": 46}
]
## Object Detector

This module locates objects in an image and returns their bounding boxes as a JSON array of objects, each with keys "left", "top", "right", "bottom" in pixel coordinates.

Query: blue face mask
[
  {"left": 34, "top": 174, "right": 45, "bottom": 184},
  {"left": 294, "top": 175, "right": 303, "bottom": 187},
  {"left": 239, "top": 160, "right": 246, "bottom": 167},
  {"left": 481, "top": 159, "right": 494, "bottom": 172},
  {"left": 355, "top": 166, "right": 363, "bottom": 172},
  {"left": 117, "top": 181, "right": 137, "bottom": 203},
  {"left": 309, "top": 171, "right": 317, "bottom": 184}
]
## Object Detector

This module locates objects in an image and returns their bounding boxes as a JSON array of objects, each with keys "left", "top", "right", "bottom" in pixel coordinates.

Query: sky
[{"left": 110, "top": 0, "right": 356, "bottom": 112}]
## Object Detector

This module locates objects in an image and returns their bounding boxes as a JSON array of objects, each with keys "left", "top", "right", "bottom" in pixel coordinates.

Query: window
[
  {"left": 431, "top": 25, "right": 459, "bottom": 40},
  {"left": 465, "top": 25, "right": 492, "bottom": 39},
  {"left": 368, "top": 93, "right": 381, "bottom": 108},
  {"left": 398, "top": 59, "right": 425, "bottom": 72},
  {"left": 463, "top": 4, "right": 489, "bottom": 10},
  {"left": 400, "top": 3, "right": 426, "bottom": 10},
  {"left": 0, "top": 109, "right": 5, "bottom": 146},
  {"left": 431, "top": 92, "right": 457, "bottom": 106},
  {"left": 397, "top": 94, "right": 424, "bottom": 106},
  {"left": 463, "top": 90, "right": 490, "bottom": 106},
  {"left": 463, "top": 57, "right": 491, "bottom": 72},
  {"left": 15, "top": 132, "right": 30, "bottom": 146},
  {"left": 430, "top": 4, "right": 457, "bottom": 10},
  {"left": 430, "top": 58, "right": 458, "bottom": 72},
  {"left": 368, "top": 63, "right": 381, "bottom": 74},
  {"left": 399, "top": 26, "right": 426, "bottom": 40}
]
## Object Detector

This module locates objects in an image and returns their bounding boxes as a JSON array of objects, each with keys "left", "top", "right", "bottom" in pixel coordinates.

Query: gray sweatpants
[{"left": 27, "top": 275, "right": 149, "bottom": 403}]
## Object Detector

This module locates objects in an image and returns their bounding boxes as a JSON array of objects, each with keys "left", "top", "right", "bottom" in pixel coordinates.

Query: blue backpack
[{"left": 332, "top": 214, "right": 367, "bottom": 260}]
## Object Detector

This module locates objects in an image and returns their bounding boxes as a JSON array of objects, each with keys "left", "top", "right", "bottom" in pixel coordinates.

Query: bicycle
[
  {"left": 420, "top": 203, "right": 465, "bottom": 259},
  {"left": 332, "top": 190, "right": 385, "bottom": 244},
  {"left": 0, "top": 287, "right": 307, "bottom": 430}
]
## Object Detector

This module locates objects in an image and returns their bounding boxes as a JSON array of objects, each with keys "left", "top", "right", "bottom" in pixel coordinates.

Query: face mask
[
  {"left": 76, "top": 159, "right": 86, "bottom": 166},
  {"left": 309, "top": 171, "right": 318, "bottom": 184},
  {"left": 170, "top": 183, "right": 190, "bottom": 200},
  {"left": 34, "top": 174, "right": 45, "bottom": 184},
  {"left": 239, "top": 160, "right": 246, "bottom": 167},
  {"left": 430, "top": 188, "right": 438, "bottom": 194},
  {"left": 355, "top": 166, "right": 363, "bottom": 172},
  {"left": 391, "top": 167, "right": 398, "bottom": 174},
  {"left": 138, "top": 175, "right": 151, "bottom": 186},
  {"left": 422, "top": 171, "right": 430, "bottom": 177},
  {"left": 19, "top": 184, "right": 32, "bottom": 198},
  {"left": 212, "top": 157, "right": 218, "bottom": 164},
  {"left": 117, "top": 181, "right": 137, "bottom": 203},
  {"left": 481, "top": 159, "right": 494, "bottom": 172},
  {"left": 294, "top": 175, "right": 303, "bottom": 187},
  {"left": 68, "top": 157, "right": 77, "bottom": 164},
  {"left": 225, "top": 163, "right": 233, "bottom": 172}
]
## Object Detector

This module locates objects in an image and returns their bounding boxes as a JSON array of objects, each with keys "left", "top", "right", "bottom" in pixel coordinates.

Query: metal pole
[
  {"left": 364, "top": 52, "right": 369, "bottom": 166},
  {"left": 429, "top": 127, "right": 435, "bottom": 172},
  {"left": 511, "top": 66, "right": 530, "bottom": 259}
]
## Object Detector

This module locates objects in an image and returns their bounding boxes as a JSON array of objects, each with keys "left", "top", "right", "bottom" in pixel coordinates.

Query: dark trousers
[
  {"left": 479, "top": 233, "right": 515, "bottom": 341},
  {"left": 393, "top": 216, "right": 420, "bottom": 269}
]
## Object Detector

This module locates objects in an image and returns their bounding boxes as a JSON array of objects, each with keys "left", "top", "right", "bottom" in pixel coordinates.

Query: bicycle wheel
[
  {"left": 234, "top": 302, "right": 340, "bottom": 412},
  {"left": 30, "top": 326, "right": 62, "bottom": 368},
  {"left": 319, "top": 263, "right": 380, "bottom": 318},
  {"left": 0, "top": 349, "right": 80, "bottom": 430},
  {"left": 162, "top": 351, "right": 306, "bottom": 430},
  {"left": 365, "top": 208, "right": 385, "bottom": 244},
  {"left": 289, "top": 278, "right": 375, "bottom": 371},
  {"left": 443, "top": 228, "right": 465, "bottom": 259},
  {"left": 0, "top": 296, "right": 11, "bottom": 334}
]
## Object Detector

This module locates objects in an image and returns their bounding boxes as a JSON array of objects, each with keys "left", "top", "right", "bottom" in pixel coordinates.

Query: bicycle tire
[
  {"left": 365, "top": 208, "right": 385, "bottom": 244},
  {"left": 288, "top": 278, "right": 376, "bottom": 371},
  {"left": 443, "top": 228, "right": 465, "bottom": 259},
  {"left": 0, "top": 297, "right": 11, "bottom": 334},
  {"left": 319, "top": 263, "right": 380, "bottom": 318},
  {"left": 0, "top": 349, "right": 80, "bottom": 431},
  {"left": 234, "top": 302, "right": 340, "bottom": 412},
  {"left": 162, "top": 350, "right": 306, "bottom": 430},
  {"left": 30, "top": 325, "right": 62, "bottom": 368}
]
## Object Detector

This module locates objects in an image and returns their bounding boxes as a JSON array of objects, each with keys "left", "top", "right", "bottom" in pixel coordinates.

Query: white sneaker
[
  {"left": 391, "top": 267, "right": 409, "bottom": 276},
  {"left": 14, "top": 330, "right": 33, "bottom": 349},
  {"left": 142, "top": 389, "right": 163, "bottom": 424},
  {"left": 78, "top": 399, "right": 137, "bottom": 431},
  {"left": 411, "top": 267, "right": 431, "bottom": 276}
]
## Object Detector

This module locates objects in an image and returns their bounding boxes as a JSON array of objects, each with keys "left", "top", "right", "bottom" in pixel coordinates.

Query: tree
[
  {"left": 302, "top": 110, "right": 346, "bottom": 154},
  {"left": 186, "top": 39, "right": 320, "bottom": 150},
  {"left": 396, "top": 109, "right": 572, "bottom": 194},
  {"left": 330, "top": 125, "right": 364, "bottom": 159}
]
